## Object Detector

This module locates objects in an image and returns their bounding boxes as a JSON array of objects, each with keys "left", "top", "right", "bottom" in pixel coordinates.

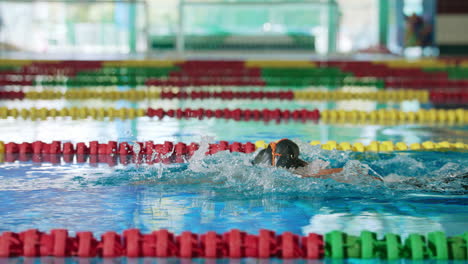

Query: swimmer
[
  {"left": 252, "top": 139, "right": 382, "bottom": 182},
  {"left": 133, "top": 139, "right": 382, "bottom": 185}
]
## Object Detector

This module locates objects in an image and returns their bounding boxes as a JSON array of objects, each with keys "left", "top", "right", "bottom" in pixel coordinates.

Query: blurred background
[
  {"left": 0, "top": 0, "right": 467, "bottom": 244},
  {"left": 0, "top": 0, "right": 466, "bottom": 58}
]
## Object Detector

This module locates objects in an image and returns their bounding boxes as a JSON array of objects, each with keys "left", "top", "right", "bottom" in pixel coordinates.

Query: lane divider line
[
  {"left": 0, "top": 107, "right": 466, "bottom": 124},
  {"left": 0, "top": 90, "right": 434, "bottom": 103},
  {"left": 0, "top": 139, "right": 466, "bottom": 165},
  {"left": 0, "top": 229, "right": 465, "bottom": 260}
]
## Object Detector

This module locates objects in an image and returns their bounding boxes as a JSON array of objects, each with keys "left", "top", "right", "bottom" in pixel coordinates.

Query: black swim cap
[{"left": 252, "top": 139, "right": 307, "bottom": 169}]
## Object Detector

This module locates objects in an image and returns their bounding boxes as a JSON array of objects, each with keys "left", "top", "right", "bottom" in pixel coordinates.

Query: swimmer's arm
[
  {"left": 294, "top": 168, "right": 344, "bottom": 178},
  {"left": 294, "top": 167, "right": 353, "bottom": 183},
  {"left": 295, "top": 167, "right": 383, "bottom": 182}
]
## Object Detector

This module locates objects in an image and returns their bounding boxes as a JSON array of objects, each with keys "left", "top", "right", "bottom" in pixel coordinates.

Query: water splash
[
  {"left": 188, "top": 136, "right": 214, "bottom": 173},
  {"left": 133, "top": 142, "right": 141, "bottom": 156},
  {"left": 0, "top": 144, "right": 466, "bottom": 197}
]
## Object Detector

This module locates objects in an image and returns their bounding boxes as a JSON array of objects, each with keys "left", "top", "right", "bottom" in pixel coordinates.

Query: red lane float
[
  {"left": 0, "top": 61, "right": 103, "bottom": 77},
  {"left": 429, "top": 90, "right": 468, "bottom": 104},
  {"left": 385, "top": 79, "right": 468, "bottom": 89},
  {"left": 160, "top": 90, "right": 294, "bottom": 100},
  {"left": 146, "top": 108, "right": 320, "bottom": 121},
  {"left": 0, "top": 78, "right": 34, "bottom": 86},
  {"left": 0, "top": 229, "right": 324, "bottom": 259},
  {"left": 1, "top": 140, "right": 257, "bottom": 165},
  {"left": 325, "top": 60, "right": 447, "bottom": 78},
  {"left": 3, "top": 140, "right": 256, "bottom": 155},
  {"left": 0, "top": 91, "right": 25, "bottom": 100}
]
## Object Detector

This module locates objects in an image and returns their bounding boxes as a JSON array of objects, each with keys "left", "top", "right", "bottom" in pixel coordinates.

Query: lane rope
[
  {"left": 0, "top": 107, "right": 466, "bottom": 124},
  {"left": 0, "top": 89, "right": 434, "bottom": 103},
  {"left": 0, "top": 229, "right": 465, "bottom": 259},
  {"left": 1, "top": 59, "right": 467, "bottom": 89},
  {"left": 0, "top": 140, "right": 466, "bottom": 165}
]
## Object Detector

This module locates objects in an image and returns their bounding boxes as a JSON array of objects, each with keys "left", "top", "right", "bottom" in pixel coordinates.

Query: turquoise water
[
  {"left": 0, "top": 97, "right": 467, "bottom": 263},
  {"left": 0, "top": 143, "right": 467, "bottom": 237}
]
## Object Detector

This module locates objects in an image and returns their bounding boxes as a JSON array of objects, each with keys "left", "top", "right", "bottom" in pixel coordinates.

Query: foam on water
[
  {"left": 74, "top": 142, "right": 468, "bottom": 198},
  {"left": 0, "top": 142, "right": 467, "bottom": 237},
  {"left": 0, "top": 140, "right": 466, "bottom": 198}
]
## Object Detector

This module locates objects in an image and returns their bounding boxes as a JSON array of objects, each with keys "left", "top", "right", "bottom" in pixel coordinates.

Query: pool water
[
  {"left": 0, "top": 96, "right": 467, "bottom": 263},
  {"left": 0, "top": 141, "right": 467, "bottom": 236}
]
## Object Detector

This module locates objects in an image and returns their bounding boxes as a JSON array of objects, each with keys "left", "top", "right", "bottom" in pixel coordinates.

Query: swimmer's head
[{"left": 252, "top": 139, "right": 307, "bottom": 169}]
